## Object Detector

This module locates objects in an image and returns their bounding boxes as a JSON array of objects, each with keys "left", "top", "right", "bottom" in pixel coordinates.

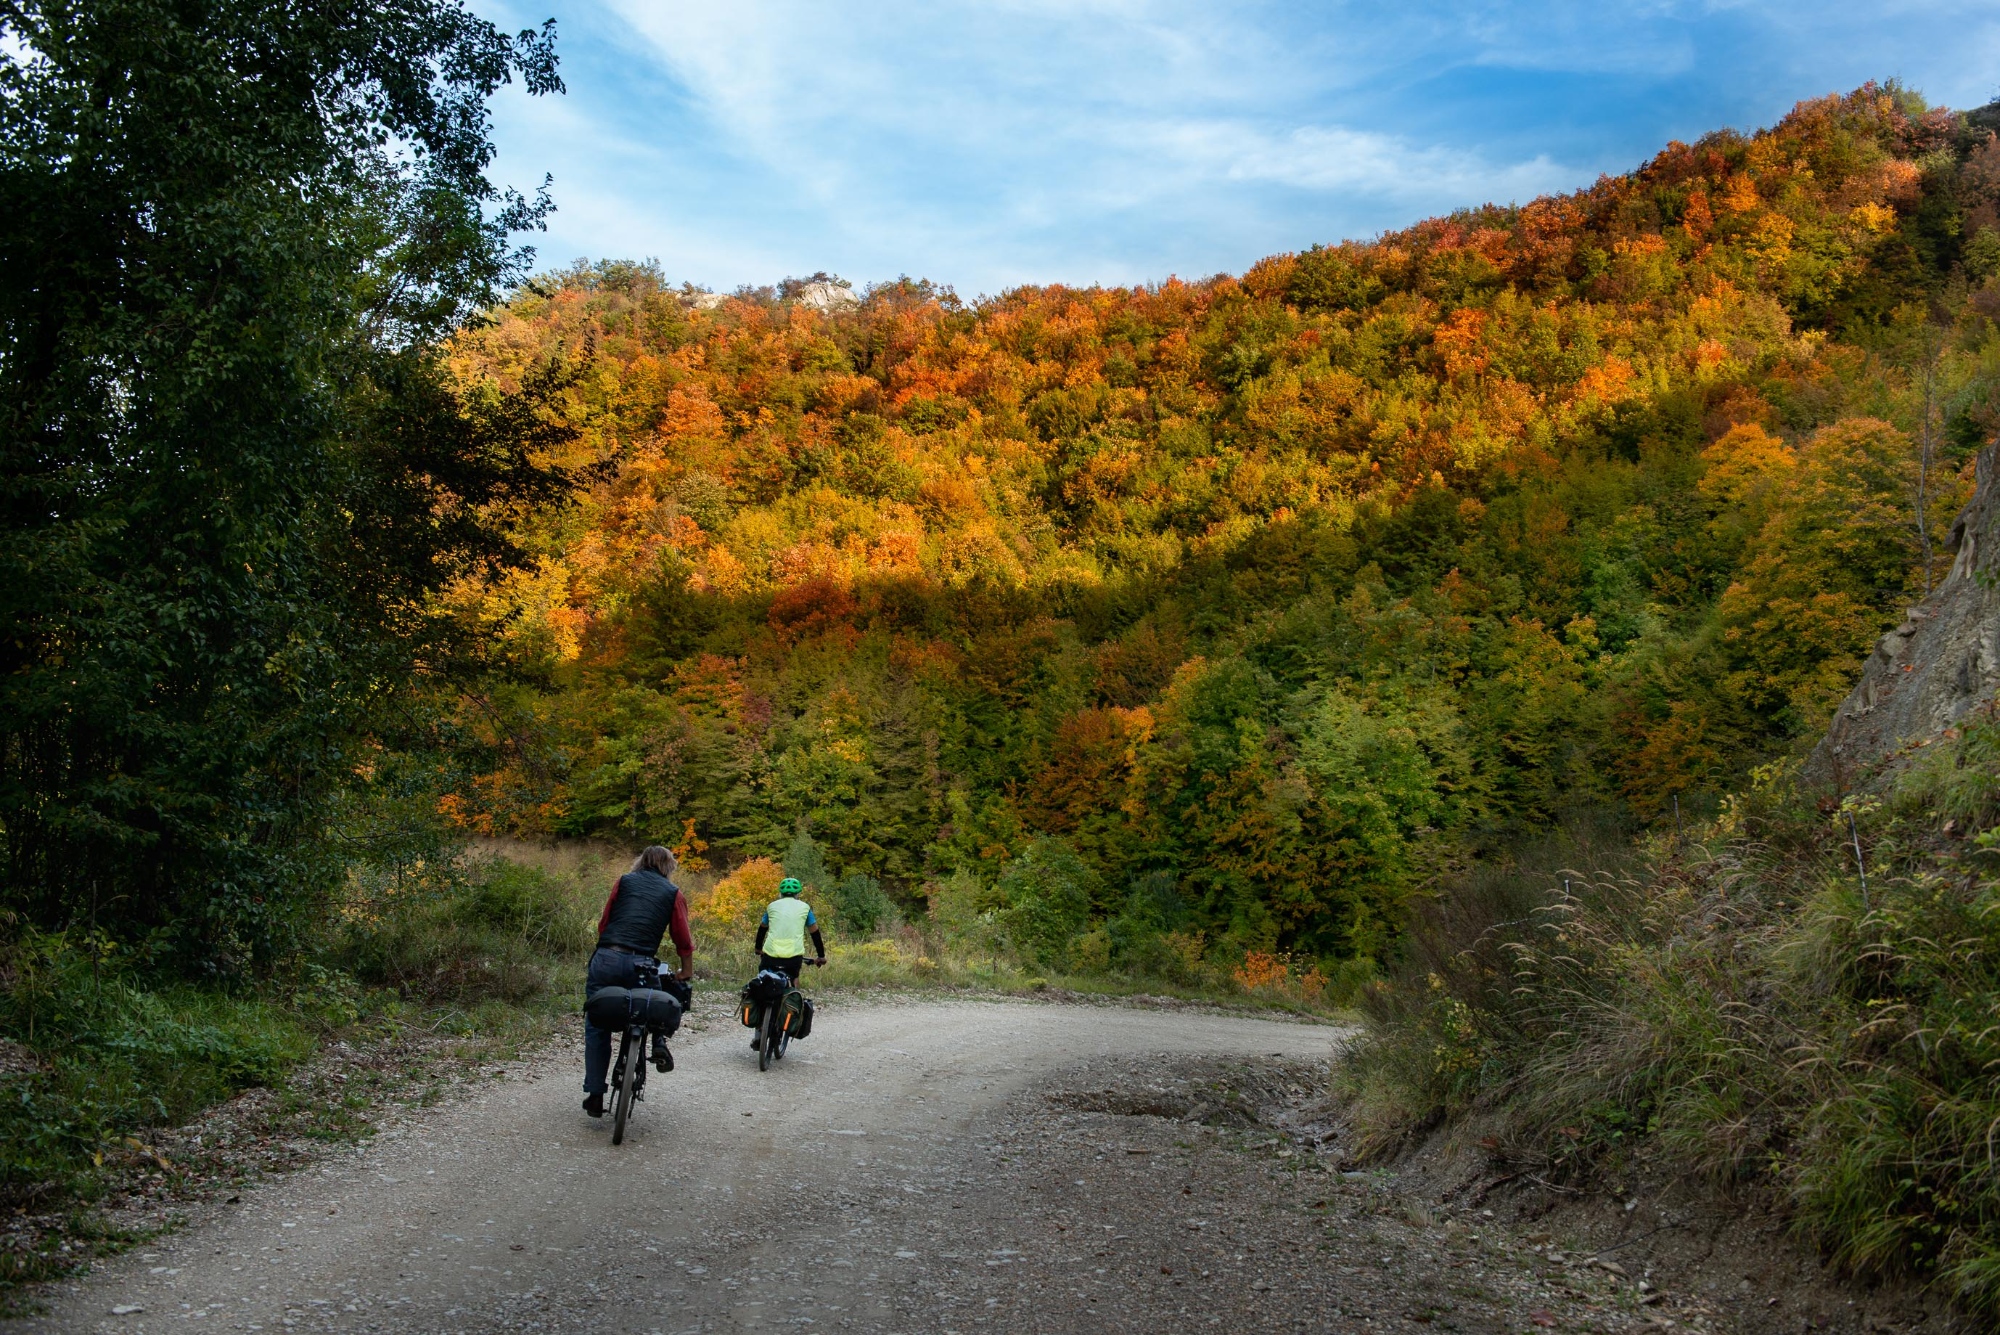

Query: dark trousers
[
  {"left": 583, "top": 947, "right": 665, "bottom": 1095},
  {"left": 759, "top": 953, "right": 805, "bottom": 982}
]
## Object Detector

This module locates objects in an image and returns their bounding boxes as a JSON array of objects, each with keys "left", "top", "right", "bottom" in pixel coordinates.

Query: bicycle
[
  {"left": 741, "top": 959, "right": 821, "bottom": 1072},
  {"left": 584, "top": 959, "right": 689, "bottom": 1145}
]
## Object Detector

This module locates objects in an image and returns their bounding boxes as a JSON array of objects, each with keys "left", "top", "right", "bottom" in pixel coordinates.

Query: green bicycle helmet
[{"left": 778, "top": 877, "right": 804, "bottom": 896}]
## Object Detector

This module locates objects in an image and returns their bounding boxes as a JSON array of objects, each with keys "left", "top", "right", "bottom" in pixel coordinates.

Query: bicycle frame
[{"left": 606, "top": 957, "right": 681, "bottom": 1145}]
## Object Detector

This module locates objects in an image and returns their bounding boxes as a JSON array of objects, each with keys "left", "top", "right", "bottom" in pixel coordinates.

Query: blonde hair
[{"left": 630, "top": 845, "right": 678, "bottom": 877}]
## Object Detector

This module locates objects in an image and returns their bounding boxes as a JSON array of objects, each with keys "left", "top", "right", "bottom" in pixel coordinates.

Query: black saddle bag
[{"left": 584, "top": 986, "right": 683, "bottom": 1036}]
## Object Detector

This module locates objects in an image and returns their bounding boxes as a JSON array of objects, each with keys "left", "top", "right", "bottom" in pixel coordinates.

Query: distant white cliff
[{"left": 795, "top": 281, "right": 859, "bottom": 310}]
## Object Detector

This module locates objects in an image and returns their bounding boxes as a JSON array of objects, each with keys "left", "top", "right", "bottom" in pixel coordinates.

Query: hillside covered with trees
[
  {"left": 8, "top": 9, "right": 2000, "bottom": 1308},
  {"left": 443, "top": 85, "right": 2000, "bottom": 981}
]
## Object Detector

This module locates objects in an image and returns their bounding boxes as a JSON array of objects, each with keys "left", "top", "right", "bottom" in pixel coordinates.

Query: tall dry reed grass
[{"left": 1343, "top": 730, "right": 2000, "bottom": 1317}]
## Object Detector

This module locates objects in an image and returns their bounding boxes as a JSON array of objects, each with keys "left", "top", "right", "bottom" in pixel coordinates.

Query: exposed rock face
[
  {"left": 1807, "top": 442, "right": 2000, "bottom": 791},
  {"left": 795, "top": 280, "right": 859, "bottom": 311},
  {"left": 680, "top": 283, "right": 858, "bottom": 312}
]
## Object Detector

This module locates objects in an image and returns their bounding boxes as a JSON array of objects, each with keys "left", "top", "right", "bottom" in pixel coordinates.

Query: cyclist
[
  {"left": 583, "top": 845, "right": 694, "bottom": 1119},
  {"left": 750, "top": 876, "right": 825, "bottom": 1046}
]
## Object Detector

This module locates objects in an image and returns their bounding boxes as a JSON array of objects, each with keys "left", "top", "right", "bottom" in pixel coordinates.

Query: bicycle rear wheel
[
  {"left": 611, "top": 1032, "right": 643, "bottom": 1144},
  {"left": 758, "top": 1009, "right": 775, "bottom": 1071}
]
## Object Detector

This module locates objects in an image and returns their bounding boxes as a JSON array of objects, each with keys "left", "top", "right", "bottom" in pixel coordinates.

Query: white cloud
[
  {"left": 475, "top": 0, "right": 2000, "bottom": 291},
  {"left": 586, "top": 1, "right": 1576, "bottom": 247},
  {"left": 1142, "top": 119, "right": 1571, "bottom": 205}
]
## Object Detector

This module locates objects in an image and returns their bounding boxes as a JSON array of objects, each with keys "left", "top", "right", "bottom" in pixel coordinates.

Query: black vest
[{"left": 598, "top": 869, "right": 680, "bottom": 955}]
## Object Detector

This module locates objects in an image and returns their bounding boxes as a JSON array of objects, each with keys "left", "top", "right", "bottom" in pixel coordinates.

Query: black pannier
[
  {"left": 791, "top": 995, "right": 814, "bottom": 1040},
  {"left": 584, "top": 986, "right": 683, "bottom": 1036}
]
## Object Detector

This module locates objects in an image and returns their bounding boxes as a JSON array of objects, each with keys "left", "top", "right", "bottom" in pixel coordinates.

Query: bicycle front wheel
[{"left": 611, "top": 1033, "right": 643, "bottom": 1144}]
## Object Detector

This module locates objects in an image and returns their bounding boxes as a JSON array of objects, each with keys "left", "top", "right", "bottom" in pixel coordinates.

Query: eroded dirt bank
[{"left": 17, "top": 998, "right": 1939, "bottom": 1333}]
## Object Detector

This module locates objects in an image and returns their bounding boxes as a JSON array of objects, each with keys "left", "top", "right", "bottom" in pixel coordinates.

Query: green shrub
[
  {"left": 1069, "top": 928, "right": 1113, "bottom": 973},
  {"left": 996, "top": 838, "right": 1098, "bottom": 962},
  {"left": 0, "top": 932, "right": 317, "bottom": 1207},
  {"left": 779, "top": 828, "right": 898, "bottom": 938},
  {"left": 829, "top": 872, "right": 896, "bottom": 936},
  {"left": 782, "top": 828, "right": 833, "bottom": 896},
  {"left": 333, "top": 857, "right": 593, "bottom": 1004},
  {"left": 1342, "top": 729, "right": 2000, "bottom": 1317},
  {"left": 461, "top": 861, "right": 594, "bottom": 953}
]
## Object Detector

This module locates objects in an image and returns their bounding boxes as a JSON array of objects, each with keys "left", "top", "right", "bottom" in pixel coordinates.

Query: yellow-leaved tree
[{"left": 1718, "top": 417, "right": 1965, "bottom": 727}]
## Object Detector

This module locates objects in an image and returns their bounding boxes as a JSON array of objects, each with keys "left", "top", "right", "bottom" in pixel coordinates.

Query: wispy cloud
[
  {"left": 1148, "top": 120, "right": 1571, "bottom": 204},
  {"left": 477, "top": 0, "right": 2000, "bottom": 293}
]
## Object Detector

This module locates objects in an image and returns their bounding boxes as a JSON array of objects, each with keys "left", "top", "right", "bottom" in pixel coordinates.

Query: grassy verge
[
  {"left": 0, "top": 986, "right": 575, "bottom": 1312},
  {"left": 0, "top": 982, "right": 577, "bottom": 1312},
  {"left": 0, "top": 841, "right": 1352, "bottom": 1309},
  {"left": 1340, "top": 712, "right": 2000, "bottom": 1318},
  {"left": 0, "top": 843, "right": 1344, "bottom": 1311},
  {"left": 700, "top": 931, "right": 1352, "bottom": 1019},
  {"left": 0, "top": 849, "right": 599, "bottom": 1312},
  {"left": 678, "top": 849, "right": 1362, "bottom": 1018}
]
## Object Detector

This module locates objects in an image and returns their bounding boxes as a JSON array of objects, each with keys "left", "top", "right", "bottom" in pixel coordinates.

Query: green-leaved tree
[{"left": 0, "top": 0, "right": 572, "bottom": 967}]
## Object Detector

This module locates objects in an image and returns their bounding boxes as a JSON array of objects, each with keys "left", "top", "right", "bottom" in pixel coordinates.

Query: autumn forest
[
  {"left": 431, "top": 85, "right": 2000, "bottom": 983},
  {"left": 13, "top": 16, "right": 2000, "bottom": 1304}
]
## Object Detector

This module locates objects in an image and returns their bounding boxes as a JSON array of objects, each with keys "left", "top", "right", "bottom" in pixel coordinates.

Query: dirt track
[{"left": 27, "top": 997, "right": 1351, "bottom": 1333}]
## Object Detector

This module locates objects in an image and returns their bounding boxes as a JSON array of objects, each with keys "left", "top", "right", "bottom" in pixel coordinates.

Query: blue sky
[{"left": 476, "top": 0, "right": 2000, "bottom": 298}]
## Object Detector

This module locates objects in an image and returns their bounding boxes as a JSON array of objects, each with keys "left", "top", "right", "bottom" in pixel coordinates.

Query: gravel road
[{"left": 27, "top": 997, "right": 1354, "bottom": 1334}]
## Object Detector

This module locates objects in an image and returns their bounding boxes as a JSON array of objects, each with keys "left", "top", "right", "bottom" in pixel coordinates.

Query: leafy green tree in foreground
[{"left": 0, "top": 0, "right": 571, "bottom": 967}]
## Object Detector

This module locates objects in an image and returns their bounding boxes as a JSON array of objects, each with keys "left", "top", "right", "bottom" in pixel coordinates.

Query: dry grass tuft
[{"left": 1342, "top": 732, "right": 2000, "bottom": 1318}]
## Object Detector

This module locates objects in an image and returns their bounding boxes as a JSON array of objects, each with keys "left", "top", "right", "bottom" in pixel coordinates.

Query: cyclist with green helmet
[{"left": 751, "top": 877, "right": 824, "bottom": 1045}]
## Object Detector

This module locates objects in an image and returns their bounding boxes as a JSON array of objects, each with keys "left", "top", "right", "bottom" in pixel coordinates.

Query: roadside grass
[
  {"left": 0, "top": 976, "right": 577, "bottom": 1317},
  {"left": 0, "top": 840, "right": 1349, "bottom": 1309},
  {"left": 0, "top": 955, "right": 322, "bottom": 1211},
  {"left": 1339, "top": 714, "right": 2000, "bottom": 1319},
  {"left": 0, "top": 952, "right": 355, "bottom": 1310},
  {"left": 683, "top": 853, "right": 1356, "bottom": 1019},
  {"left": 690, "top": 916, "right": 1352, "bottom": 1019},
  {"left": 0, "top": 849, "right": 602, "bottom": 1311}
]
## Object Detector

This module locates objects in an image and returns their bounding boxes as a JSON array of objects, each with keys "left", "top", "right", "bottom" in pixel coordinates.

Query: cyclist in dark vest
[{"left": 583, "top": 845, "right": 694, "bottom": 1118}]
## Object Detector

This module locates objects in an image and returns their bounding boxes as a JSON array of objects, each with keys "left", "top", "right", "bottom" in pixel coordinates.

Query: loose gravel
[{"left": 8, "top": 998, "right": 1834, "bottom": 1333}]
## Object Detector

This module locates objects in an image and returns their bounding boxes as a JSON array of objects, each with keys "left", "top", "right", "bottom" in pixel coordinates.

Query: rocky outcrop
[
  {"left": 1807, "top": 442, "right": 2000, "bottom": 791},
  {"left": 679, "top": 284, "right": 859, "bottom": 312},
  {"left": 795, "top": 281, "right": 859, "bottom": 311}
]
